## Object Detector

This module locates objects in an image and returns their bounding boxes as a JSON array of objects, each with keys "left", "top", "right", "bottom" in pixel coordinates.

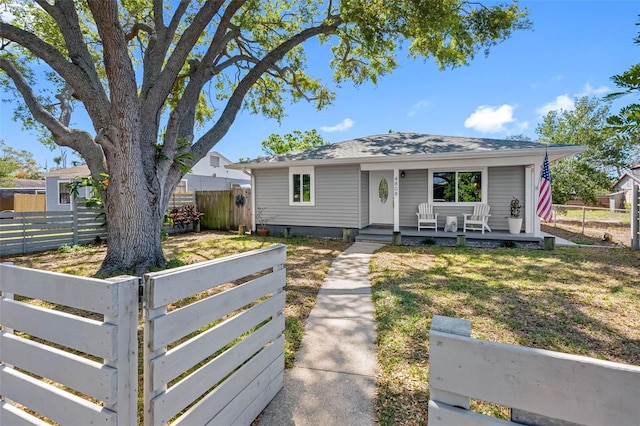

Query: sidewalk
[{"left": 258, "top": 242, "right": 384, "bottom": 426}]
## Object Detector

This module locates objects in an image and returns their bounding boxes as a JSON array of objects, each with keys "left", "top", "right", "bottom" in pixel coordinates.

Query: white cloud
[
  {"left": 578, "top": 83, "right": 610, "bottom": 97},
  {"left": 320, "top": 118, "right": 354, "bottom": 133},
  {"left": 536, "top": 95, "right": 575, "bottom": 117},
  {"left": 464, "top": 105, "right": 515, "bottom": 133},
  {"left": 407, "top": 100, "right": 429, "bottom": 117}
]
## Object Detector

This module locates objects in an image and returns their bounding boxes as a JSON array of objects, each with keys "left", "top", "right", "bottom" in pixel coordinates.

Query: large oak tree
[{"left": 0, "top": 0, "right": 529, "bottom": 275}]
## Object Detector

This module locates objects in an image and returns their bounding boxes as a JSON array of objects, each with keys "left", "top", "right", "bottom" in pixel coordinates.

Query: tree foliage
[
  {"left": 261, "top": 129, "right": 328, "bottom": 156},
  {"left": 0, "top": 140, "right": 42, "bottom": 186},
  {"left": 606, "top": 24, "right": 640, "bottom": 164},
  {"left": 0, "top": 0, "right": 529, "bottom": 274},
  {"left": 536, "top": 96, "right": 631, "bottom": 204}
]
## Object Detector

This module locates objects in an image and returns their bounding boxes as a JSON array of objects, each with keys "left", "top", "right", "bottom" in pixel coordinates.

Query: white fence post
[
  {"left": 632, "top": 184, "right": 639, "bottom": 250},
  {"left": 429, "top": 315, "right": 471, "bottom": 411},
  {"left": 105, "top": 275, "right": 140, "bottom": 426}
]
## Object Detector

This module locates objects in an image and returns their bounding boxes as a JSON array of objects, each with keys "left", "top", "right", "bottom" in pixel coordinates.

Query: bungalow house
[
  {"left": 44, "top": 151, "right": 250, "bottom": 211},
  {"left": 228, "top": 133, "right": 584, "bottom": 239}
]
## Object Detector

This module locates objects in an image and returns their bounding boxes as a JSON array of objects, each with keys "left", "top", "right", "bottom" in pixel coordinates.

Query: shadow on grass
[{"left": 371, "top": 245, "right": 640, "bottom": 424}]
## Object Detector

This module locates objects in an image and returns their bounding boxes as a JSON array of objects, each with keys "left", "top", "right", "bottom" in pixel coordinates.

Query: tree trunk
[{"left": 99, "top": 160, "right": 166, "bottom": 277}]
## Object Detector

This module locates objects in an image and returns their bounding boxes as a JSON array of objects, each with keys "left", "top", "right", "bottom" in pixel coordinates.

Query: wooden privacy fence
[
  {"left": 0, "top": 204, "right": 106, "bottom": 255},
  {"left": 14, "top": 194, "right": 46, "bottom": 212},
  {"left": 428, "top": 315, "right": 640, "bottom": 426},
  {"left": 1, "top": 245, "right": 286, "bottom": 425},
  {"left": 196, "top": 187, "right": 251, "bottom": 231},
  {"left": 0, "top": 264, "right": 138, "bottom": 425},
  {"left": 143, "top": 243, "right": 285, "bottom": 425}
]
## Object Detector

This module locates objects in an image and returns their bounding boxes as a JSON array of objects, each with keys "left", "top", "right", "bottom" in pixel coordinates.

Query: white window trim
[
  {"left": 289, "top": 166, "right": 315, "bottom": 206},
  {"left": 58, "top": 179, "right": 71, "bottom": 205},
  {"left": 428, "top": 167, "right": 488, "bottom": 205}
]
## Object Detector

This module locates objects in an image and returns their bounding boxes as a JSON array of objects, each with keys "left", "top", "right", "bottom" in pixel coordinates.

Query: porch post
[
  {"left": 525, "top": 165, "right": 535, "bottom": 235},
  {"left": 393, "top": 169, "right": 400, "bottom": 232}
]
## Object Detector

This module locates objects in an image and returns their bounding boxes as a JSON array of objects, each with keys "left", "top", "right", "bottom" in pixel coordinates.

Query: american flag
[{"left": 536, "top": 152, "right": 553, "bottom": 222}]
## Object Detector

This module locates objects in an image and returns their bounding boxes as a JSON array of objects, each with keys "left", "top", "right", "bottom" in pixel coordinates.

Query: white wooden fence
[
  {"left": 1, "top": 244, "right": 286, "bottom": 425},
  {"left": 143, "top": 244, "right": 286, "bottom": 425},
  {"left": 0, "top": 263, "right": 138, "bottom": 425},
  {"left": 0, "top": 207, "right": 107, "bottom": 255},
  {"left": 428, "top": 315, "right": 640, "bottom": 426}
]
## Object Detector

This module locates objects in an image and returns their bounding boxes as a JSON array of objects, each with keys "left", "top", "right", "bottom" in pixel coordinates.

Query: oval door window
[{"left": 378, "top": 178, "right": 389, "bottom": 203}]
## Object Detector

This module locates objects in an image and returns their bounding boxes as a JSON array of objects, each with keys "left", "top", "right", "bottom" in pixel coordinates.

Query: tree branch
[
  {"left": 191, "top": 18, "right": 342, "bottom": 160},
  {"left": 33, "top": 0, "right": 109, "bottom": 123},
  {"left": 0, "top": 58, "right": 106, "bottom": 176}
]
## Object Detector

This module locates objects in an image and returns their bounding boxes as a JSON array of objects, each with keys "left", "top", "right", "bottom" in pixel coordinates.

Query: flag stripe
[{"left": 537, "top": 152, "right": 553, "bottom": 223}]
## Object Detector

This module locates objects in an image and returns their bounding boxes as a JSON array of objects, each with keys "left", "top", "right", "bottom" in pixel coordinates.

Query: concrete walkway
[{"left": 259, "top": 242, "right": 384, "bottom": 426}]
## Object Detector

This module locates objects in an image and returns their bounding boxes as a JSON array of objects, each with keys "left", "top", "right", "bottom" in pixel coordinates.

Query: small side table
[{"left": 444, "top": 216, "right": 458, "bottom": 232}]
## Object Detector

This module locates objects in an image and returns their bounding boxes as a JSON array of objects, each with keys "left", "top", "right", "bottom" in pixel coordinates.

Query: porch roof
[{"left": 229, "top": 133, "right": 584, "bottom": 169}]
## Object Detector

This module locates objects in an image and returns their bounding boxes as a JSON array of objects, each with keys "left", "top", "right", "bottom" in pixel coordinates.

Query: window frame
[
  {"left": 289, "top": 166, "right": 315, "bottom": 206},
  {"left": 58, "top": 180, "right": 71, "bottom": 205},
  {"left": 428, "top": 167, "right": 488, "bottom": 205}
]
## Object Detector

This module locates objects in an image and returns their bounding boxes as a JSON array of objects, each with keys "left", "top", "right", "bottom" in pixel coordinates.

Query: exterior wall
[
  {"left": 189, "top": 151, "right": 251, "bottom": 183},
  {"left": 184, "top": 174, "right": 248, "bottom": 191},
  {"left": 255, "top": 164, "right": 361, "bottom": 228},
  {"left": 45, "top": 177, "right": 91, "bottom": 211},
  {"left": 360, "top": 170, "right": 369, "bottom": 227},
  {"left": 399, "top": 170, "right": 429, "bottom": 228},
  {"left": 487, "top": 166, "right": 525, "bottom": 231},
  {"left": 398, "top": 166, "right": 525, "bottom": 231}
]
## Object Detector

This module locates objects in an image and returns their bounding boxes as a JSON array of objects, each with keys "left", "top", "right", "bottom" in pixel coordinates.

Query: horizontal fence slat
[
  {"left": 153, "top": 291, "right": 286, "bottom": 387},
  {"left": 428, "top": 400, "right": 511, "bottom": 426},
  {"left": 152, "top": 312, "right": 284, "bottom": 422},
  {"left": 0, "top": 331, "right": 116, "bottom": 403},
  {"left": 0, "top": 366, "right": 117, "bottom": 426},
  {"left": 218, "top": 351, "right": 284, "bottom": 426},
  {"left": 146, "top": 244, "right": 286, "bottom": 308},
  {"left": 172, "top": 334, "right": 285, "bottom": 426},
  {"left": 0, "top": 264, "right": 117, "bottom": 316},
  {"left": 150, "top": 268, "right": 285, "bottom": 350},
  {"left": 0, "top": 402, "right": 51, "bottom": 426},
  {"left": 429, "top": 330, "right": 640, "bottom": 426},
  {"left": 0, "top": 298, "right": 116, "bottom": 360}
]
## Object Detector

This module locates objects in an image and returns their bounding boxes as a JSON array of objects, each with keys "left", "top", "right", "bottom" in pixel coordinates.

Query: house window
[
  {"left": 289, "top": 166, "right": 314, "bottom": 206},
  {"left": 209, "top": 155, "right": 220, "bottom": 167},
  {"left": 58, "top": 181, "right": 71, "bottom": 204},
  {"left": 431, "top": 170, "right": 485, "bottom": 203}
]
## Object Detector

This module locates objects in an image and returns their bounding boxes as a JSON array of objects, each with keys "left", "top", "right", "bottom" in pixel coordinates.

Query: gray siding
[
  {"left": 360, "top": 171, "right": 369, "bottom": 227},
  {"left": 399, "top": 166, "right": 525, "bottom": 231},
  {"left": 399, "top": 170, "right": 429, "bottom": 227},
  {"left": 255, "top": 164, "right": 360, "bottom": 228},
  {"left": 487, "top": 166, "right": 525, "bottom": 231}
]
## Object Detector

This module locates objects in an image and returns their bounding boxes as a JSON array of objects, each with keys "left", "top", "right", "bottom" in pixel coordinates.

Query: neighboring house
[
  {"left": 0, "top": 179, "right": 46, "bottom": 211},
  {"left": 43, "top": 151, "right": 250, "bottom": 211},
  {"left": 614, "top": 165, "right": 640, "bottom": 205},
  {"left": 228, "top": 133, "right": 584, "bottom": 238}
]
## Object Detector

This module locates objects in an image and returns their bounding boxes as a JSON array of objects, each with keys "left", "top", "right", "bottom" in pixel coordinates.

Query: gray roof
[{"left": 234, "top": 133, "right": 583, "bottom": 168}]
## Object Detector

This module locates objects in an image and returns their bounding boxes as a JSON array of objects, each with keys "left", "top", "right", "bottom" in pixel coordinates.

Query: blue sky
[{"left": 1, "top": 0, "right": 639, "bottom": 169}]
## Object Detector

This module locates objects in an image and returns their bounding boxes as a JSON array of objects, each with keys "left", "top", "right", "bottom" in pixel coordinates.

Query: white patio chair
[
  {"left": 417, "top": 203, "right": 438, "bottom": 231},
  {"left": 463, "top": 204, "right": 492, "bottom": 234}
]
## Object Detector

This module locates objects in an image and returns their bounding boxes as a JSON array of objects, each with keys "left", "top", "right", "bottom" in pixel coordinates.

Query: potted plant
[
  {"left": 508, "top": 197, "right": 523, "bottom": 234},
  {"left": 255, "top": 207, "right": 270, "bottom": 236}
]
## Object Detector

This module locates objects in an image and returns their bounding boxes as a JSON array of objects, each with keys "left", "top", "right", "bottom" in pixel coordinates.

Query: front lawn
[
  {"left": 0, "top": 230, "right": 349, "bottom": 368},
  {"left": 371, "top": 245, "right": 640, "bottom": 425}
]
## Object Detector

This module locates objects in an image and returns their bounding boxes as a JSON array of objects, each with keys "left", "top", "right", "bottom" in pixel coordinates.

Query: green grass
[
  {"left": 371, "top": 245, "right": 640, "bottom": 425},
  {"left": 556, "top": 207, "right": 630, "bottom": 224}
]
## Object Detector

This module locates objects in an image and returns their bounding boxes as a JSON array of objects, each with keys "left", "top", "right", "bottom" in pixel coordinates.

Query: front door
[{"left": 370, "top": 171, "right": 394, "bottom": 225}]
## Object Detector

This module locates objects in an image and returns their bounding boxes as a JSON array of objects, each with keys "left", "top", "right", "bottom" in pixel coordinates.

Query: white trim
[
  {"left": 427, "top": 167, "right": 488, "bottom": 205},
  {"left": 393, "top": 169, "right": 400, "bottom": 232},
  {"left": 288, "top": 166, "right": 315, "bottom": 206}
]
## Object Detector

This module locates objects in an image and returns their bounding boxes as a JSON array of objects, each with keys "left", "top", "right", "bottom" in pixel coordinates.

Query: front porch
[{"left": 355, "top": 226, "right": 575, "bottom": 246}]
